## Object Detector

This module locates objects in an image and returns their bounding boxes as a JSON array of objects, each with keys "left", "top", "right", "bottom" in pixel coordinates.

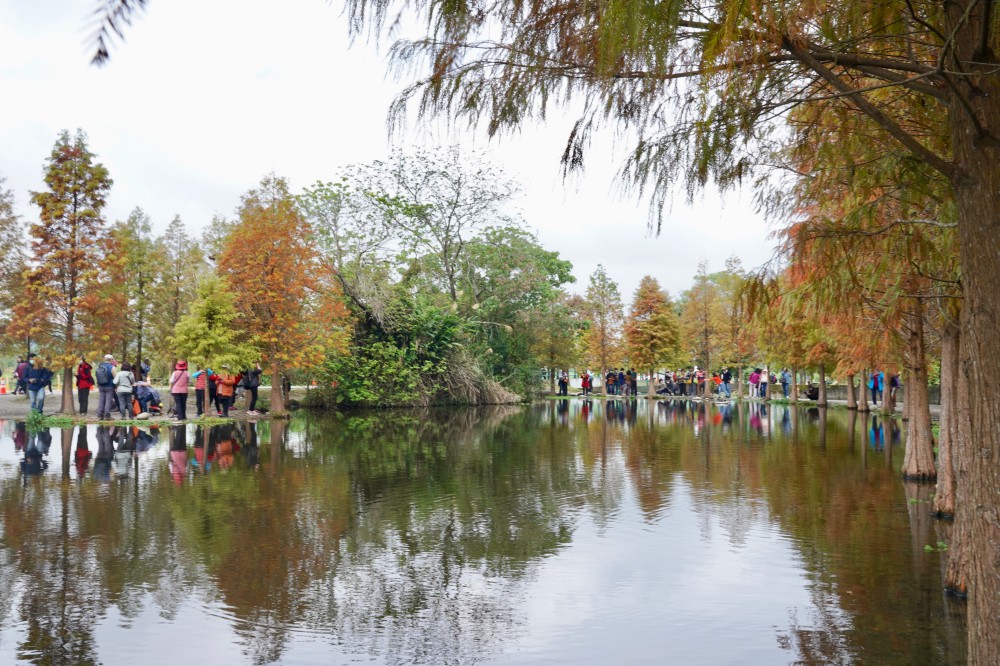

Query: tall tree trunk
[
  {"left": 944, "top": 6, "right": 1000, "bottom": 657},
  {"left": 61, "top": 367, "right": 75, "bottom": 414},
  {"left": 549, "top": 366, "right": 556, "bottom": 395},
  {"left": 901, "top": 299, "right": 936, "bottom": 480},
  {"left": 944, "top": 326, "right": 972, "bottom": 598},
  {"left": 934, "top": 315, "right": 960, "bottom": 518},
  {"left": 790, "top": 366, "right": 799, "bottom": 403},
  {"left": 270, "top": 361, "right": 287, "bottom": 417},
  {"left": 846, "top": 373, "right": 857, "bottom": 409},
  {"left": 858, "top": 367, "right": 870, "bottom": 413},
  {"left": 817, "top": 363, "right": 827, "bottom": 406},
  {"left": 647, "top": 367, "right": 655, "bottom": 397}
]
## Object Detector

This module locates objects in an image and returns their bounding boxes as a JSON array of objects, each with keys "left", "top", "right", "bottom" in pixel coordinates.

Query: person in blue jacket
[{"left": 25, "top": 356, "right": 53, "bottom": 413}]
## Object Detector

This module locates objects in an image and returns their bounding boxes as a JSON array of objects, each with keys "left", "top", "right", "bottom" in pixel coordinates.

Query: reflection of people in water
[
  {"left": 242, "top": 421, "right": 259, "bottom": 470},
  {"left": 888, "top": 417, "right": 901, "bottom": 445},
  {"left": 20, "top": 430, "right": 48, "bottom": 478},
  {"left": 869, "top": 415, "right": 884, "bottom": 451},
  {"left": 168, "top": 425, "right": 187, "bottom": 484},
  {"left": 213, "top": 424, "right": 241, "bottom": 470},
  {"left": 134, "top": 426, "right": 158, "bottom": 454},
  {"left": 113, "top": 427, "right": 133, "bottom": 480},
  {"left": 781, "top": 407, "right": 792, "bottom": 435},
  {"left": 75, "top": 426, "right": 92, "bottom": 479},
  {"left": 35, "top": 429, "right": 52, "bottom": 456},
  {"left": 581, "top": 400, "right": 591, "bottom": 423},
  {"left": 93, "top": 426, "right": 114, "bottom": 482},
  {"left": 193, "top": 426, "right": 219, "bottom": 472},
  {"left": 719, "top": 403, "right": 733, "bottom": 427},
  {"left": 13, "top": 421, "right": 26, "bottom": 452},
  {"left": 556, "top": 398, "right": 569, "bottom": 424}
]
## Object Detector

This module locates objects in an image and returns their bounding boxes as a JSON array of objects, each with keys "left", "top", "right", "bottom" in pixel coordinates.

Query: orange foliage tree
[
  {"left": 219, "top": 175, "right": 350, "bottom": 415},
  {"left": 9, "top": 130, "right": 123, "bottom": 412},
  {"left": 624, "top": 276, "right": 679, "bottom": 395}
]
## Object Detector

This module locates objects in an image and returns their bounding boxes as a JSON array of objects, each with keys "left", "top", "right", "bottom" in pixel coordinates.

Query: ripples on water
[{"left": 0, "top": 401, "right": 966, "bottom": 664}]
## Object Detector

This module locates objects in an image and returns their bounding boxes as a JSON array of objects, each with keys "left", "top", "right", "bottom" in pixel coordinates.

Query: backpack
[{"left": 96, "top": 364, "right": 111, "bottom": 386}]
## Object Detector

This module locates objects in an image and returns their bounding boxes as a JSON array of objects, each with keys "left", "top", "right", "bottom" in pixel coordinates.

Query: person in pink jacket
[{"left": 169, "top": 360, "right": 191, "bottom": 421}]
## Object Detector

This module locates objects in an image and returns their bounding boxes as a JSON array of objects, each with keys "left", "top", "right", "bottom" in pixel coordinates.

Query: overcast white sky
[{"left": 0, "top": 0, "right": 778, "bottom": 299}]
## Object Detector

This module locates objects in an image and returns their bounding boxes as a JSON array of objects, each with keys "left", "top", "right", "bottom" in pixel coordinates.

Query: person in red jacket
[{"left": 76, "top": 356, "right": 95, "bottom": 415}]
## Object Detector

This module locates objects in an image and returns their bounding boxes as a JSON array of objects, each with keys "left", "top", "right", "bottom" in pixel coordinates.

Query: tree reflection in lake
[{"left": 0, "top": 402, "right": 967, "bottom": 665}]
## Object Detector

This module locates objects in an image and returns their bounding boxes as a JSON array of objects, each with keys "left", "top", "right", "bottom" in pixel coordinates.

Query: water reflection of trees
[
  {"left": 0, "top": 409, "right": 596, "bottom": 664},
  {"left": 0, "top": 404, "right": 965, "bottom": 665},
  {"left": 543, "top": 399, "right": 964, "bottom": 664}
]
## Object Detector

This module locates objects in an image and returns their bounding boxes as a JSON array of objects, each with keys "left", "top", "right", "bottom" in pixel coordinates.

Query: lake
[{"left": 0, "top": 399, "right": 966, "bottom": 664}]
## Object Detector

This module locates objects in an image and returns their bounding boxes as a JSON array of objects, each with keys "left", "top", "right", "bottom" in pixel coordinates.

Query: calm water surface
[{"left": 0, "top": 400, "right": 966, "bottom": 664}]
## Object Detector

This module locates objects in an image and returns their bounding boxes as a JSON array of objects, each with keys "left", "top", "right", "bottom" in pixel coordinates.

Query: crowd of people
[
  {"left": 7, "top": 353, "right": 266, "bottom": 420},
  {"left": 554, "top": 366, "right": 900, "bottom": 405}
]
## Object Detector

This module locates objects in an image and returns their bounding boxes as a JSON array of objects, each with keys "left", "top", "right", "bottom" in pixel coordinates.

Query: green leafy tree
[
  {"left": 345, "top": 146, "right": 521, "bottom": 301},
  {"left": 171, "top": 274, "right": 259, "bottom": 370},
  {"left": 531, "top": 293, "right": 586, "bottom": 393},
  {"left": 201, "top": 213, "right": 234, "bottom": 262},
  {"left": 584, "top": 264, "right": 623, "bottom": 378},
  {"left": 111, "top": 207, "right": 161, "bottom": 364},
  {"left": 151, "top": 215, "right": 204, "bottom": 369},
  {"left": 461, "top": 226, "right": 575, "bottom": 391}
]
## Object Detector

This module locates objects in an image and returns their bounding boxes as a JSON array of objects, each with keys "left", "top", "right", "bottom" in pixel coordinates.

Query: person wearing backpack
[
  {"left": 95, "top": 355, "right": 117, "bottom": 420},
  {"left": 244, "top": 362, "right": 263, "bottom": 415},
  {"left": 76, "top": 356, "right": 94, "bottom": 415},
  {"left": 112, "top": 362, "right": 136, "bottom": 418}
]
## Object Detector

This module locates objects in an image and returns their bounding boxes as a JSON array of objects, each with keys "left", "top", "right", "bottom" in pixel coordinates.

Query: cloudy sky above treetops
[{"left": 0, "top": 0, "right": 777, "bottom": 299}]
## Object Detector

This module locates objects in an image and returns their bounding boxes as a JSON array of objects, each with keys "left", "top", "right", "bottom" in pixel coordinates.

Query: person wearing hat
[{"left": 169, "top": 360, "right": 191, "bottom": 420}]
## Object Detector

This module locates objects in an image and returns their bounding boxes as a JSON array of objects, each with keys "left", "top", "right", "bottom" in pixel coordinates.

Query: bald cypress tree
[
  {"left": 625, "top": 276, "right": 679, "bottom": 396},
  {"left": 11, "top": 130, "right": 118, "bottom": 413}
]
